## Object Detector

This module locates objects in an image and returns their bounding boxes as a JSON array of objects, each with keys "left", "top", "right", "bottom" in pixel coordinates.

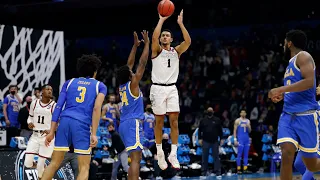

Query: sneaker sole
[{"left": 168, "top": 158, "right": 180, "bottom": 170}]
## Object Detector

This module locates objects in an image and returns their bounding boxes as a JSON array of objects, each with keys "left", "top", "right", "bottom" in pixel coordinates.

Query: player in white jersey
[
  {"left": 24, "top": 84, "right": 56, "bottom": 179},
  {"left": 150, "top": 10, "right": 191, "bottom": 170}
]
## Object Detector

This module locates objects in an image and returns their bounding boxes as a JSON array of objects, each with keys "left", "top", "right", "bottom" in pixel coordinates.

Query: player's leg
[
  {"left": 119, "top": 119, "right": 143, "bottom": 180},
  {"left": 236, "top": 144, "right": 244, "bottom": 172},
  {"left": 41, "top": 151, "right": 66, "bottom": 180},
  {"left": 42, "top": 118, "right": 70, "bottom": 180},
  {"left": 294, "top": 151, "right": 306, "bottom": 175},
  {"left": 276, "top": 112, "right": 299, "bottom": 180},
  {"left": 129, "top": 151, "right": 142, "bottom": 180},
  {"left": 243, "top": 140, "right": 250, "bottom": 171},
  {"left": 24, "top": 135, "right": 39, "bottom": 168},
  {"left": 38, "top": 137, "right": 55, "bottom": 179},
  {"left": 76, "top": 155, "right": 91, "bottom": 180},
  {"left": 71, "top": 120, "right": 91, "bottom": 180},
  {"left": 296, "top": 113, "right": 320, "bottom": 172},
  {"left": 150, "top": 85, "right": 168, "bottom": 170},
  {"left": 167, "top": 86, "right": 180, "bottom": 169}
]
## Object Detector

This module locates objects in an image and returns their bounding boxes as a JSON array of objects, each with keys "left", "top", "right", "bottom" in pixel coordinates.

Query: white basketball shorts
[
  {"left": 149, "top": 84, "right": 180, "bottom": 115},
  {"left": 25, "top": 132, "right": 55, "bottom": 158}
]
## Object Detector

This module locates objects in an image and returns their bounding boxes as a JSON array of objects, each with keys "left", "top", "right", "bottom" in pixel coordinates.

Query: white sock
[
  {"left": 170, "top": 144, "right": 178, "bottom": 156},
  {"left": 156, "top": 144, "right": 163, "bottom": 154}
]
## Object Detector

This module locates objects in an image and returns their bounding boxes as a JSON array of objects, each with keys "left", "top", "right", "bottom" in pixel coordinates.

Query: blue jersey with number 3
[
  {"left": 119, "top": 81, "right": 144, "bottom": 122},
  {"left": 52, "top": 77, "right": 107, "bottom": 125},
  {"left": 283, "top": 54, "right": 318, "bottom": 113}
]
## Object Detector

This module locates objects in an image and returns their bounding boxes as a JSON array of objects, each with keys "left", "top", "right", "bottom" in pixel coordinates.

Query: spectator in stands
[
  {"left": 60, "top": 145, "right": 78, "bottom": 178},
  {"left": 3, "top": 85, "right": 22, "bottom": 146},
  {"left": 198, "top": 107, "right": 222, "bottom": 178},
  {"left": 107, "top": 123, "right": 129, "bottom": 180},
  {"left": 18, "top": 96, "right": 33, "bottom": 138},
  {"left": 150, "top": 133, "right": 176, "bottom": 179},
  {"left": 32, "top": 87, "right": 41, "bottom": 101},
  {"left": 3, "top": 85, "right": 22, "bottom": 128}
]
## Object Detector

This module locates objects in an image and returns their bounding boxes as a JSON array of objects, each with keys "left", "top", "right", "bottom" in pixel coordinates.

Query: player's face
[
  {"left": 42, "top": 86, "right": 53, "bottom": 98},
  {"left": 284, "top": 39, "right": 292, "bottom": 60},
  {"left": 109, "top": 96, "right": 115, "bottom": 103},
  {"left": 160, "top": 31, "right": 173, "bottom": 45},
  {"left": 240, "top": 111, "right": 246, "bottom": 117}
]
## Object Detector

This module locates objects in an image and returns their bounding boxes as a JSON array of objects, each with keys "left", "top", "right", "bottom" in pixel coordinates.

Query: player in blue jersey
[
  {"left": 101, "top": 94, "right": 120, "bottom": 130},
  {"left": 143, "top": 104, "right": 155, "bottom": 148},
  {"left": 116, "top": 30, "right": 149, "bottom": 180},
  {"left": 233, "top": 110, "right": 251, "bottom": 174},
  {"left": 41, "top": 55, "right": 107, "bottom": 180},
  {"left": 268, "top": 30, "right": 320, "bottom": 180}
]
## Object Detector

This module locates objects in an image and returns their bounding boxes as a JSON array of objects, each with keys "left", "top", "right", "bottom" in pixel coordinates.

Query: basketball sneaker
[
  {"left": 168, "top": 153, "right": 180, "bottom": 169},
  {"left": 157, "top": 151, "right": 168, "bottom": 170}
]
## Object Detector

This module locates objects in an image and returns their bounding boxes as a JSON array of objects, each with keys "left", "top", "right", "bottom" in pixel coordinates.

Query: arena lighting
[{"left": 52, "top": 0, "right": 64, "bottom": 2}]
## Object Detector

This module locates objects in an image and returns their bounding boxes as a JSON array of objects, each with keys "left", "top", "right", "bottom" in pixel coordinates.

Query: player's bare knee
[
  {"left": 280, "top": 144, "right": 295, "bottom": 161},
  {"left": 130, "top": 151, "right": 142, "bottom": 163}
]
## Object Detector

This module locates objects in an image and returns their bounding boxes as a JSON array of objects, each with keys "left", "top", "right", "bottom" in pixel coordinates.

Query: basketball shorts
[
  {"left": 119, "top": 119, "right": 143, "bottom": 152},
  {"left": 25, "top": 132, "right": 55, "bottom": 158},
  {"left": 150, "top": 84, "right": 180, "bottom": 115},
  {"left": 54, "top": 117, "right": 91, "bottom": 155},
  {"left": 277, "top": 111, "right": 319, "bottom": 158}
]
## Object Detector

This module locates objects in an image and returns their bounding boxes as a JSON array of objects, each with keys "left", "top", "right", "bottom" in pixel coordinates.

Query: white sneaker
[
  {"left": 157, "top": 151, "right": 168, "bottom": 170},
  {"left": 168, "top": 154, "right": 180, "bottom": 169},
  {"left": 140, "top": 166, "right": 150, "bottom": 172}
]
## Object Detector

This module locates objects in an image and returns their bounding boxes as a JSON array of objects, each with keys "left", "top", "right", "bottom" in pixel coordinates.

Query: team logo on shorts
[{"left": 15, "top": 150, "right": 74, "bottom": 180}]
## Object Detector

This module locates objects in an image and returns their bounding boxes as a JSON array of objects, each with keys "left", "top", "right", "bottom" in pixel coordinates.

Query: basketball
[{"left": 157, "top": 0, "right": 175, "bottom": 17}]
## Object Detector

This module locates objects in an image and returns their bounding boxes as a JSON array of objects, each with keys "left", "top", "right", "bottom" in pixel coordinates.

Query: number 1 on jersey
[
  {"left": 76, "top": 86, "right": 86, "bottom": 103},
  {"left": 167, "top": 59, "right": 171, "bottom": 68}
]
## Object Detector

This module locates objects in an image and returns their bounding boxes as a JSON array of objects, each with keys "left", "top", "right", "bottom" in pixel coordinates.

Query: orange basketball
[{"left": 157, "top": 0, "right": 175, "bottom": 17}]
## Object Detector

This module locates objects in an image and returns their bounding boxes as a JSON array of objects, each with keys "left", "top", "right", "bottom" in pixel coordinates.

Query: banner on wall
[
  {"left": 0, "top": 25, "right": 65, "bottom": 101},
  {"left": 0, "top": 150, "right": 73, "bottom": 180}
]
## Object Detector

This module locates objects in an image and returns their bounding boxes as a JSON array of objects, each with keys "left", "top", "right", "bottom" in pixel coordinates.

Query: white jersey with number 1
[{"left": 151, "top": 47, "right": 179, "bottom": 84}]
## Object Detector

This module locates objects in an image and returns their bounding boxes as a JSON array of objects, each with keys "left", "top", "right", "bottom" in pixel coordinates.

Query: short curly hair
[
  {"left": 286, "top": 30, "right": 307, "bottom": 50},
  {"left": 77, "top": 54, "right": 102, "bottom": 77}
]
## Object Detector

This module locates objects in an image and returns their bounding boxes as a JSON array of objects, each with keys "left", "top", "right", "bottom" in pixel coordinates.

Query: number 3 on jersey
[
  {"left": 76, "top": 86, "right": 86, "bottom": 103},
  {"left": 120, "top": 91, "right": 129, "bottom": 106}
]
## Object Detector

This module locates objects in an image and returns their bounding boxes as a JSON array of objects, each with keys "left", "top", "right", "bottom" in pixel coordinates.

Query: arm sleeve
[
  {"left": 52, "top": 80, "right": 69, "bottom": 122},
  {"left": 98, "top": 82, "right": 107, "bottom": 96},
  {"left": 27, "top": 100, "right": 36, "bottom": 124}
]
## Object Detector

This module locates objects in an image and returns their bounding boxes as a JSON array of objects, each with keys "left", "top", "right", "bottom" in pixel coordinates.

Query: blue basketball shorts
[
  {"left": 119, "top": 119, "right": 143, "bottom": 153},
  {"left": 54, "top": 117, "right": 91, "bottom": 155},
  {"left": 277, "top": 111, "right": 319, "bottom": 158}
]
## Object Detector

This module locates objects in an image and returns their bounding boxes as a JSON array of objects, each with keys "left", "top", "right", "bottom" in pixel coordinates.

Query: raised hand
[
  {"left": 159, "top": 14, "right": 170, "bottom": 21},
  {"left": 177, "top": 9, "right": 183, "bottom": 25},
  {"left": 133, "top": 31, "right": 141, "bottom": 47},
  {"left": 141, "top": 30, "right": 149, "bottom": 44}
]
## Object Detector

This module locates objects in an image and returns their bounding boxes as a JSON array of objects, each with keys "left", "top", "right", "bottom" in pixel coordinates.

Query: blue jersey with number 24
[
  {"left": 52, "top": 77, "right": 107, "bottom": 125},
  {"left": 119, "top": 81, "right": 144, "bottom": 122}
]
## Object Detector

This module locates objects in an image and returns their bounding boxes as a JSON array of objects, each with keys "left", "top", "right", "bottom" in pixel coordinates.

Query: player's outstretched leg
[
  {"left": 37, "top": 157, "right": 46, "bottom": 179},
  {"left": 280, "top": 143, "right": 296, "bottom": 180},
  {"left": 154, "top": 114, "right": 168, "bottom": 170},
  {"left": 41, "top": 151, "right": 66, "bottom": 180},
  {"left": 77, "top": 154, "right": 91, "bottom": 180},
  {"left": 168, "top": 112, "right": 180, "bottom": 169},
  {"left": 128, "top": 151, "right": 142, "bottom": 180}
]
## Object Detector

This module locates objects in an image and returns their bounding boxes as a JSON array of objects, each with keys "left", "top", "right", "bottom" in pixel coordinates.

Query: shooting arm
[
  {"left": 175, "top": 23, "right": 191, "bottom": 56},
  {"left": 280, "top": 52, "right": 315, "bottom": 93},
  {"left": 151, "top": 20, "right": 164, "bottom": 57}
]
